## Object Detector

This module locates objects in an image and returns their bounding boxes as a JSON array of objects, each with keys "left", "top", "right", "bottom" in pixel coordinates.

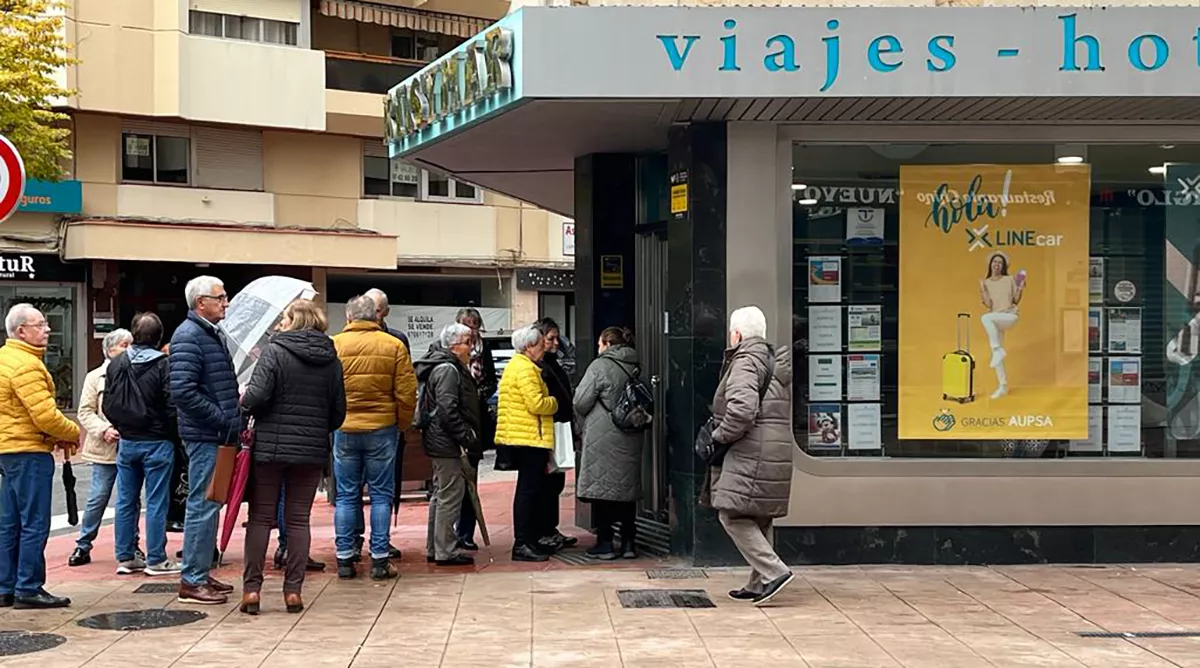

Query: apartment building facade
[{"left": 2, "top": 0, "right": 574, "bottom": 409}]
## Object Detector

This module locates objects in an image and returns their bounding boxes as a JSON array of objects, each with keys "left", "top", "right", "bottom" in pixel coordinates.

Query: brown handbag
[{"left": 205, "top": 444, "right": 239, "bottom": 504}]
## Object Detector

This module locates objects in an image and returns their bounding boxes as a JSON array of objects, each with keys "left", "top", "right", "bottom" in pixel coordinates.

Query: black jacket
[
  {"left": 103, "top": 345, "right": 176, "bottom": 442},
  {"left": 241, "top": 329, "right": 346, "bottom": 467},
  {"left": 415, "top": 343, "right": 481, "bottom": 459},
  {"left": 540, "top": 351, "right": 574, "bottom": 423}
]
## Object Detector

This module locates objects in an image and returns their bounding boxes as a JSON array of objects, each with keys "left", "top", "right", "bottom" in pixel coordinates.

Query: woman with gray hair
[
  {"left": 495, "top": 324, "right": 558, "bottom": 562},
  {"left": 68, "top": 328, "right": 142, "bottom": 568}
]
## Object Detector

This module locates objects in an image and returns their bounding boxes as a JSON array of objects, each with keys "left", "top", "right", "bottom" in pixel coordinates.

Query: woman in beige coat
[{"left": 69, "top": 329, "right": 142, "bottom": 567}]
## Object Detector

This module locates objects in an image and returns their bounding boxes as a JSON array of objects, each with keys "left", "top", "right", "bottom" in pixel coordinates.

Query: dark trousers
[
  {"left": 540, "top": 471, "right": 566, "bottom": 539},
  {"left": 511, "top": 447, "right": 550, "bottom": 548},
  {"left": 592, "top": 500, "right": 636, "bottom": 545},
  {"left": 244, "top": 462, "right": 323, "bottom": 594}
]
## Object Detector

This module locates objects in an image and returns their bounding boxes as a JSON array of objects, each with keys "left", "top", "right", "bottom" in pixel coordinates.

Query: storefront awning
[
  {"left": 63, "top": 221, "right": 398, "bottom": 270},
  {"left": 318, "top": 0, "right": 489, "bottom": 38}
]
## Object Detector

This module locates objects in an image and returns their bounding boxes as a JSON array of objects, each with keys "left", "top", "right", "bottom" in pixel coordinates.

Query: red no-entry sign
[{"left": 0, "top": 135, "right": 26, "bottom": 225}]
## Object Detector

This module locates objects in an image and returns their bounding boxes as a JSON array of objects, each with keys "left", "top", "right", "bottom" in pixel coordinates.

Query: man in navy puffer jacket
[{"left": 169, "top": 275, "right": 240, "bottom": 606}]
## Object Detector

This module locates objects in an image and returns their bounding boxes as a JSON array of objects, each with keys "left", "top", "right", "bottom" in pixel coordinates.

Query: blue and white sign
[{"left": 18, "top": 179, "right": 82, "bottom": 214}]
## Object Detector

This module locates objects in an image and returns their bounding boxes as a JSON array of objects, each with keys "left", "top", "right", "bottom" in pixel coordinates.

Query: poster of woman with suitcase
[{"left": 979, "top": 251, "right": 1027, "bottom": 400}]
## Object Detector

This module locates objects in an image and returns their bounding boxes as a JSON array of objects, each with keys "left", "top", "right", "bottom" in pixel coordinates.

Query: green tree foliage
[{"left": 0, "top": 0, "right": 74, "bottom": 181}]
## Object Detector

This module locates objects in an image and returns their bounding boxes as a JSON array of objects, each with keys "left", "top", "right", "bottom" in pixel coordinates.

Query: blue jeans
[
  {"left": 181, "top": 441, "right": 221, "bottom": 586},
  {"left": 333, "top": 426, "right": 397, "bottom": 560},
  {"left": 76, "top": 463, "right": 143, "bottom": 552},
  {"left": 0, "top": 453, "right": 53, "bottom": 596},
  {"left": 115, "top": 440, "right": 174, "bottom": 565}
]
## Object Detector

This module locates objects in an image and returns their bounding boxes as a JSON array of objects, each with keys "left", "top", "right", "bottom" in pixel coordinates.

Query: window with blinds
[
  {"left": 120, "top": 121, "right": 263, "bottom": 191},
  {"left": 188, "top": 10, "right": 298, "bottom": 46}
]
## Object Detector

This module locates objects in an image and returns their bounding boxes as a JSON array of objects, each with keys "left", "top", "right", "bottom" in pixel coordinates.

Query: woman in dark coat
[
  {"left": 239, "top": 299, "right": 346, "bottom": 615},
  {"left": 574, "top": 327, "right": 643, "bottom": 559},
  {"left": 535, "top": 317, "right": 577, "bottom": 551}
]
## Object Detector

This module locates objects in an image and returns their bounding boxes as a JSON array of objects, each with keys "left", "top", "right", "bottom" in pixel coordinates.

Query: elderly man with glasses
[
  {"left": 169, "top": 275, "right": 240, "bottom": 606},
  {"left": 0, "top": 303, "right": 82, "bottom": 609}
]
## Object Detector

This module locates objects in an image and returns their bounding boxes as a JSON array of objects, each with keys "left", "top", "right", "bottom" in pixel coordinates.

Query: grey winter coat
[
  {"left": 710, "top": 337, "right": 794, "bottom": 519},
  {"left": 573, "top": 345, "right": 644, "bottom": 503}
]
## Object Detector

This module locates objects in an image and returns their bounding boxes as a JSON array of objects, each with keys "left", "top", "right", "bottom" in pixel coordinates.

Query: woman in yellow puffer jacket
[{"left": 496, "top": 325, "right": 557, "bottom": 562}]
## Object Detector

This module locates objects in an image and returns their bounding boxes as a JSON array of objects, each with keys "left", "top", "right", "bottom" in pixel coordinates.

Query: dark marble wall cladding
[
  {"left": 665, "top": 123, "right": 729, "bottom": 560},
  {"left": 762, "top": 526, "right": 1200, "bottom": 566}
]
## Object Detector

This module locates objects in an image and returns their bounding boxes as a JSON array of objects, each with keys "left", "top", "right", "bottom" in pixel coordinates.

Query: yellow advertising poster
[{"left": 898, "top": 164, "right": 1090, "bottom": 440}]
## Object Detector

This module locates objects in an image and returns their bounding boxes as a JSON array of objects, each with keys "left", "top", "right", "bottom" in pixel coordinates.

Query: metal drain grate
[
  {"left": 1078, "top": 631, "right": 1200, "bottom": 639},
  {"left": 617, "top": 589, "right": 715, "bottom": 609},
  {"left": 646, "top": 568, "right": 708, "bottom": 580},
  {"left": 78, "top": 609, "right": 208, "bottom": 632},
  {"left": 0, "top": 631, "right": 67, "bottom": 657},
  {"left": 551, "top": 550, "right": 607, "bottom": 566},
  {"left": 133, "top": 583, "right": 179, "bottom": 594}
]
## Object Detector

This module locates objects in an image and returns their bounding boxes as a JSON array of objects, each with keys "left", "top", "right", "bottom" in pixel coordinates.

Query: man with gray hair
[
  {"left": 706, "top": 305, "right": 796, "bottom": 606},
  {"left": 364, "top": 288, "right": 410, "bottom": 352},
  {"left": 0, "top": 303, "right": 81, "bottom": 609},
  {"left": 169, "top": 276, "right": 240, "bottom": 605},
  {"left": 362, "top": 287, "right": 407, "bottom": 562},
  {"left": 332, "top": 295, "right": 416, "bottom": 581},
  {"left": 415, "top": 323, "right": 481, "bottom": 566}
]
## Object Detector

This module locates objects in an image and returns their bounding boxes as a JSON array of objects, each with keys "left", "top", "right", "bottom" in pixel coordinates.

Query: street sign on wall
[{"left": 0, "top": 135, "right": 27, "bottom": 224}]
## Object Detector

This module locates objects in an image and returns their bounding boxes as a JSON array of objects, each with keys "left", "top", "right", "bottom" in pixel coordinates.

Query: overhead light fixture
[
  {"left": 791, "top": 183, "right": 807, "bottom": 191},
  {"left": 1149, "top": 165, "right": 1167, "bottom": 175},
  {"left": 1056, "top": 155, "right": 1084, "bottom": 165},
  {"left": 798, "top": 198, "right": 818, "bottom": 206},
  {"left": 1055, "top": 144, "right": 1087, "bottom": 165}
]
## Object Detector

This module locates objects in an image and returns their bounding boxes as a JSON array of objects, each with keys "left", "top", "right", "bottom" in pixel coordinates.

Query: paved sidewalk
[{"left": 5, "top": 563, "right": 1200, "bottom": 666}]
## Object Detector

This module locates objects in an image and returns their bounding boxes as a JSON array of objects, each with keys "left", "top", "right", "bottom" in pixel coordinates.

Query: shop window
[
  {"left": 122, "top": 133, "right": 189, "bottom": 185},
  {"left": 422, "top": 170, "right": 480, "bottom": 204},
  {"left": 0, "top": 287, "right": 77, "bottom": 410},
  {"left": 363, "top": 156, "right": 420, "bottom": 198},
  {"left": 188, "top": 10, "right": 298, "bottom": 46},
  {"left": 791, "top": 142, "right": 1200, "bottom": 460}
]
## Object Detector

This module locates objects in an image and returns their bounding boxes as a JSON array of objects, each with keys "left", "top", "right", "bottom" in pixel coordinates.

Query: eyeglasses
[
  {"left": 200, "top": 294, "right": 229, "bottom": 304},
  {"left": 22, "top": 322, "right": 49, "bottom": 330}
]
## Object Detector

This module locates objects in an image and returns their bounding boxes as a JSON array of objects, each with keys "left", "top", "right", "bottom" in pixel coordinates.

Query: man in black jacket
[
  {"left": 103, "top": 312, "right": 179, "bottom": 577},
  {"left": 417, "top": 324, "right": 480, "bottom": 566}
]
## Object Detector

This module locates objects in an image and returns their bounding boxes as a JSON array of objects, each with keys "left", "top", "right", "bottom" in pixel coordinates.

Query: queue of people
[{"left": 0, "top": 264, "right": 796, "bottom": 613}]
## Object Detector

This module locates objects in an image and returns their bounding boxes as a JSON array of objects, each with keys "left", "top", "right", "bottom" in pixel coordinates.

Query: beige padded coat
[
  {"left": 78, "top": 360, "right": 116, "bottom": 465},
  {"left": 709, "top": 337, "right": 794, "bottom": 519}
]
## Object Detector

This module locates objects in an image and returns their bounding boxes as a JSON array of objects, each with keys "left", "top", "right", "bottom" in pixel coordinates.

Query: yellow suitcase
[{"left": 942, "top": 312, "right": 976, "bottom": 404}]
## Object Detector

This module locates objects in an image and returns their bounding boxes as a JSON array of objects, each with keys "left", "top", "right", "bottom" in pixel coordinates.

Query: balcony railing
[{"left": 325, "top": 50, "right": 423, "bottom": 95}]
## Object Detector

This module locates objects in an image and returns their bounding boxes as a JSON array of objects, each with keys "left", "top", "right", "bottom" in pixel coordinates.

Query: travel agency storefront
[{"left": 389, "top": 6, "right": 1200, "bottom": 565}]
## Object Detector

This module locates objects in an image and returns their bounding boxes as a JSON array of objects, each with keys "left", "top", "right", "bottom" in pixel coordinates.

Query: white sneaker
[
  {"left": 991, "top": 386, "right": 1008, "bottom": 400},
  {"left": 116, "top": 557, "right": 147, "bottom": 575},
  {"left": 990, "top": 348, "right": 1007, "bottom": 368},
  {"left": 144, "top": 560, "right": 182, "bottom": 576}
]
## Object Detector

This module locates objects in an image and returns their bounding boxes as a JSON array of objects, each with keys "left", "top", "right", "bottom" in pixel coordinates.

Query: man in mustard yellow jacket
[
  {"left": 332, "top": 295, "right": 416, "bottom": 581},
  {"left": 0, "top": 304, "right": 82, "bottom": 609}
]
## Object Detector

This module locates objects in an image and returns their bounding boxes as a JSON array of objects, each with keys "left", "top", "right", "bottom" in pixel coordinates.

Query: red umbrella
[{"left": 218, "top": 422, "right": 255, "bottom": 559}]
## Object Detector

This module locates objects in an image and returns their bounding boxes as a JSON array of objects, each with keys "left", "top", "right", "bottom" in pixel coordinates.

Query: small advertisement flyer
[
  {"left": 848, "top": 305, "right": 882, "bottom": 351},
  {"left": 1107, "top": 357, "right": 1142, "bottom": 404},
  {"left": 809, "top": 306, "right": 843, "bottom": 352},
  {"left": 1088, "top": 307, "right": 1104, "bottom": 353},
  {"left": 846, "top": 354, "right": 881, "bottom": 401},
  {"left": 809, "top": 355, "right": 843, "bottom": 401},
  {"left": 1107, "top": 308, "right": 1143, "bottom": 354},
  {"left": 846, "top": 207, "right": 885, "bottom": 246},
  {"left": 1069, "top": 405, "right": 1104, "bottom": 453},
  {"left": 1107, "top": 404, "right": 1142, "bottom": 452},
  {"left": 807, "top": 404, "right": 843, "bottom": 449},
  {"left": 1088, "top": 357, "right": 1102, "bottom": 404},
  {"left": 1089, "top": 257, "right": 1105, "bottom": 304},
  {"left": 808, "top": 256, "right": 842, "bottom": 303},
  {"left": 847, "top": 404, "right": 883, "bottom": 450}
]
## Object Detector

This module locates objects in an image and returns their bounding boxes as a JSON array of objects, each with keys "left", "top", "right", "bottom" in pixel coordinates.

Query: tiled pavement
[{"left": 7, "top": 563, "right": 1200, "bottom": 666}]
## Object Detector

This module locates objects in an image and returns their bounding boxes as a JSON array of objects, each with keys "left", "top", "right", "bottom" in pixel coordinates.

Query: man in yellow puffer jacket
[
  {"left": 495, "top": 325, "right": 557, "bottom": 562},
  {"left": 331, "top": 296, "right": 416, "bottom": 581},
  {"left": 0, "top": 304, "right": 82, "bottom": 610}
]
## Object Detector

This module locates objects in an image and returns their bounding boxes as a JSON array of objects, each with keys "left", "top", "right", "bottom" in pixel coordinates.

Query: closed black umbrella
[{"left": 62, "top": 456, "right": 78, "bottom": 526}]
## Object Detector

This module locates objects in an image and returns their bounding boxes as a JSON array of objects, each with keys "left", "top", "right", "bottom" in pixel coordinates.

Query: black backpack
[
  {"left": 601, "top": 359, "right": 654, "bottom": 433},
  {"left": 102, "top": 357, "right": 151, "bottom": 433}
]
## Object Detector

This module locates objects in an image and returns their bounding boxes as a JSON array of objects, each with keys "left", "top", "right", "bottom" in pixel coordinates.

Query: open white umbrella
[{"left": 223, "top": 275, "right": 317, "bottom": 386}]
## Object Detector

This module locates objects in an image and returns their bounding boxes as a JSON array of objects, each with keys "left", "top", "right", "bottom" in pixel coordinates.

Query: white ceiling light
[
  {"left": 1056, "top": 156, "right": 1084, "bottom": 164},
  {"left": 798, "top": 198, "right": 818, "bottom": 206},
  {"left": 1055, "top": 144, "right": 1087, "bottom": 165},
  {"left": 1149, "top": 165, "right": 1167, "bottom": 175},
  {"left": 791, "top": 183, "right": 807, "bottom": 191}
]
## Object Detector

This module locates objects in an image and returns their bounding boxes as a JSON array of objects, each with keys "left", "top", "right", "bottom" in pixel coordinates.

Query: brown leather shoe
[
  {"left": 284, "top": 592, "right": 303, "bottom": 614},
  {"left": 178, "top": 583, "right": 229, "bottom": 605},
  {"left": 239, "top": 591, "right": 260, "bottom": 615},
  {"left": 207, "top": 576, "right": 234, "bottom": 594}
]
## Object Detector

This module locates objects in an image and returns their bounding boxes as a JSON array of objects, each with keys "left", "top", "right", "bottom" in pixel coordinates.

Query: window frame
[
  {"left": 362, "top": 155, "right": 420, "bottom": 199},
  {"left": 420, "top": 170, "right": 482, "bottom": 204},
  {"left": 121, "top": 133, "right": 192, "bottom": 187},
  {"left": 187, "top": 9, "right": 298, "bottom": 46}
]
